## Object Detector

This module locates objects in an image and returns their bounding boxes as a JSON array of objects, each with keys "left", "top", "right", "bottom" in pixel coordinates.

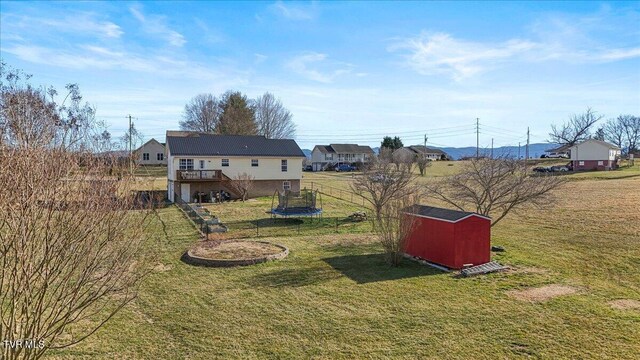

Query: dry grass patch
[
  {"left": 190, "top": 240, "right": 284, "bottom": 260},
  {"left": 508, "top": 284, "right": 578, "bottom": 302},
  {"left": 608, "top": 299, "right": 640, "bottom": 310}
]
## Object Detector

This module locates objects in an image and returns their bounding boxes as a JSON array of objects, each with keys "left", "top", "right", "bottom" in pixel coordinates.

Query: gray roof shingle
[
  {"left": 406, "top": 205, "right": 490, "bottom": 222},
  {"left": 315, "top": 144, "right": 374, "bottom": 154},
  {"left": 166, "top": 132, "right": 305, "bottom": 157}
]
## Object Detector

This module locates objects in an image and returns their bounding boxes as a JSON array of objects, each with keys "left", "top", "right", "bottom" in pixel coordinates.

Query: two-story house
[
  {"left": 135, "top": 138, "right": 167, "bottom": 166},
  {"left": 166, "top": 132, "right": 306, "bottom": 203},
  {"left": 310, "top": 144, "right": 374, "bottom": 171}
]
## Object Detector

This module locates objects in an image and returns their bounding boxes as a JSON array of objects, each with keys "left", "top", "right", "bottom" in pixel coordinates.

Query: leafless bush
[
  {"left": 226, "top": 172, "right": 255, "bottom": 201},
  {"left": 416, "top": 153, "right": 432, "bottom": 176},
  {"left": 375, "top": 194, "right": 419, "bottom": 266},
  {"left": 425, "top": 157, "right": 566, "bottom": 227},
  {"left": 0, "top": 63, "right": 154, "bottom": 359}
]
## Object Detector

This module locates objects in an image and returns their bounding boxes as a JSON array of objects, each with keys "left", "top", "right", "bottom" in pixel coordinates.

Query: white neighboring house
[
  {"left": 166, "top": 132, "right": 306, "bottom": 203},
  {"left": 135, "top": 138, "right": 167, "bottom": 166},
  {"left": 569, "top": 139, "right": 621, "bottom": 171},
  {"left": 392, "top": 146, "right": 449, "bottom": 162},
  {"left": 310, "top": 144, "right": 374, "bottom": 171}
]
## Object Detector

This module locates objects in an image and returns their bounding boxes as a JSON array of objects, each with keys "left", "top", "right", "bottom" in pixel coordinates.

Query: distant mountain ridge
[{"left": 302, "top": 143, "right": 558, "bottom": 160}]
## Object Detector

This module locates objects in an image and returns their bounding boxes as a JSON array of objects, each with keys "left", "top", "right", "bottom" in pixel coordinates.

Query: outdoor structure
[
  {"left": 569, "top": 139, "right": 621, "bottom": 171},
  {"left": 310, "top": 144, "right": 374, "bottom": 171},
  {"left": 543, "top": 144, "right": 571, "bottom": 158},
  {"left": 393, "top": 145, "right": 449, "bottom": 162},
  {"left": 403, "top": 205, "right": 491, "bottom": 270},
  {"left": 271, "top": 189, "right": 322, "bottom": 218},
  {"left": 135, "top": 138, "right": 167, "bottom": 166},
  {"left": 166, "top": 131, "right": 306, "bottom": 203}
]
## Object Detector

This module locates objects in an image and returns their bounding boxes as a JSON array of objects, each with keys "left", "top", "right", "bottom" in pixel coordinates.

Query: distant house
[
  {"left": 543, "top": 144, "right": 570, "bottom": 158},
  {"left": 135, "top": 138, "right": 167, "bottom": 166},
  {"left": 393, "top": 145, "right": 449, "bottom": 162},
  {"left": 310, "top": 144, "right": 374, "bottom": 171},
  {"left": 166, "top": 132, "right": 306, "bottom": 203},
  {"left": 569, "top": 139, "right": 621, "bottom": 171}
]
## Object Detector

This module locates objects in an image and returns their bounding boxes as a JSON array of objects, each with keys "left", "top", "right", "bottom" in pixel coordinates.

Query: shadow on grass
[
  {"left": 247, "top": 266, "right": 342, "bottom": 287},
  {"left": 323, "top": 253, "right": 443, "bottom": 284}
]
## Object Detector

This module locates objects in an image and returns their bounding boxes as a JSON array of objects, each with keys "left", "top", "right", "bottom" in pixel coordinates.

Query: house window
[
  {"left": 143, "top": 153, "right": 149, "bottom": 161},
  {"left": 281, "top": 159, "right": 288, "bottom": 172},
  {"left": 597, "top": 161, "right": 604, "bottom": 166},
  {"left": 222, "top": 159, "right": 229, "bottom": 167},
  {"left": 325, "top": 153, "right": 333, "bottom": 161},
  {"left": 157, "top": 153, "right": 164, "bottom": 161},
  {"left": 283, "top": 181, "right": 291, "bottom": 191},
  {"left": 199, "top": 160, "right": 205, "bottom": 169},
  {"left": 179, "top": 159, "right": 194, "bottom": 170},
  {"left": 578, "top": 161, "right": 584, "bottom": 166},
  {"left": 251, "top": 159, "right": 259, "bottom": 167}
]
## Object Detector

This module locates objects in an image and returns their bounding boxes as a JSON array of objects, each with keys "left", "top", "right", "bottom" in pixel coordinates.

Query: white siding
[
  {"left": 168, "top": 155, "right": 303, "bottom": 181},
  {"left": 570, "top": 141, "right": 619, "bottom": 161},
  {"left": 136, "top": 140, "right": 167, "bottom": 165}
]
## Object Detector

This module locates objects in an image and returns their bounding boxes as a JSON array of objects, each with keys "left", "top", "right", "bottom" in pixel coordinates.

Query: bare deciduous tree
[
  {"left": 253, "top": 92, "right": 296, "bottom": 139},
  {"left": 180, "top": 93, "right": 219, "bottom": 132},
  {"left": 351, "top": 158, "right": 419, "bottom": 222},
  {"left": 620, "top": 114, "right": 640, "bottom": 154},
  {"left": 549, "top": 108, "right": 603, "bottom": 147},
  {"left": 119, "top": 122, "right": 144, "bottom": 152},
  {"left": 603, "top": 118, "right": 625, "bottom": 150},
  {"left": 375, "top": 194, "right": 419, "bottom": 266},
  {"left": 1, "top": 62, "right": 96, "bottom": 151},
  {"left": 225, "top": 172, "right": 255, "bottom": 201},
  {"left": 0, "top": 64, "right": 153, "bottom": 359},
  {"left": 416, "top": 153, "right": 432, "bottom": 176},
  {"left": 425, "top": 158, "right": 566, "bottom": 227}
]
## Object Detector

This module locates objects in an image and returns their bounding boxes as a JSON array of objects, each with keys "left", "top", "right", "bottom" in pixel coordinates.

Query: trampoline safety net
[{"left": 271, "top": 189, "right": 322, "bottom": 217}]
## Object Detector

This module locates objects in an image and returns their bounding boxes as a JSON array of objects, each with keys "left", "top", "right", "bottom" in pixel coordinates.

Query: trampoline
[{"left": 271, "top": 188, "right": 323, "bottom": 218}]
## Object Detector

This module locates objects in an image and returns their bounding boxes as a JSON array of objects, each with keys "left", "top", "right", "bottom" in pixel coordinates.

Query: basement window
[
  {"left": 283, "top": 181, "right": 291, "bottom": 191},
  {"left": 579, "top": 161, "right": 584, "bottom": 166},
  {"left": 598, "top": 161, "right": 604, "bottom": 166}
]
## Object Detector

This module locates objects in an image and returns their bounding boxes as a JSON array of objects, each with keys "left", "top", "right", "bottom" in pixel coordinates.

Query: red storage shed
[{"left": 404, "top": 205, "right": 491, "bottom": 270}]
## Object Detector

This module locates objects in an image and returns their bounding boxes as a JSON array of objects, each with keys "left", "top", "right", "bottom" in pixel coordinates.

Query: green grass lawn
[{"left": 47, "top": 173, "right": 640, "bottom": 359}]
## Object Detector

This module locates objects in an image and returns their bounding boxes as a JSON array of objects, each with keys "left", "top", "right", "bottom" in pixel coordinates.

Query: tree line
[
  {"left": 549, "top": 107, "right": 639, "bottom": 154},
  {"left": 179, "top": 91, "right": 296, "bottom": 139}
]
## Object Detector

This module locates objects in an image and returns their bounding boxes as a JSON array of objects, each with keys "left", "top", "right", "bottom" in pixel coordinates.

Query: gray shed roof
[
  {"left": 406, "top": 205, "right": 490, "bottom": 222},
  {"left": 166, "top": 132, "right": 305, "bottom": 157}
]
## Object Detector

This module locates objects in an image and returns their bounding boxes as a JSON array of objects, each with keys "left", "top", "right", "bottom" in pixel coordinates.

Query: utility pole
[
  {"left": 525, "top": 127, "right": 530, "bottom": 165},
  {"left": 491, "top": 138, "right": 494, "bottom": 159},
  {"left": 424, "top": 134, "right": 428, "bottom": 148},
  {"left": 518, "top": 142, "right": 521, "bottom": 159},
  {"left": 476, "top": 118, "right": 480, "bottom": 159},
  {"left": 128, "top": 114, "right": 133, "bottom": 175}
]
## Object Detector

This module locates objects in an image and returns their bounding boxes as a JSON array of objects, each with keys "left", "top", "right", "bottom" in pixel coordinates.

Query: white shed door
[{"left": 180, "top": 183, "right": 191, "bottom": 203}]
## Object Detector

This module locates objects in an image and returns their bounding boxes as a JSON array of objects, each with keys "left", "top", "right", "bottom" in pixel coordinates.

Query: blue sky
[{"left": 1, "top": 1, "right": 639, "bottom": 149}]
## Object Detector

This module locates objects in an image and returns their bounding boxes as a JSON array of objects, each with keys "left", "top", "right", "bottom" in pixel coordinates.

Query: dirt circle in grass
[{"left": 183, "top": 240, "right": 288, "bottom": 267}]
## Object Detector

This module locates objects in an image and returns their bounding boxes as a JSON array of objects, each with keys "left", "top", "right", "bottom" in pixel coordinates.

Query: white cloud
[
  {"left": 270, "top": 1, "right": 317, "bottom": 20},
  {"left": 1, "top": 12, "right": 122, "bottom": 39},
  {"left": 392, "top": 9, "right": 640, "bottom": 80},
  {"left": 285, "top": 52, "right": 352, "bottom": 83},
  {"left": 389, "top": 32, "right": 536, "bottom": 80},
  {"left": 129, "top": 5, "right": 186, "bottom": 47}
]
